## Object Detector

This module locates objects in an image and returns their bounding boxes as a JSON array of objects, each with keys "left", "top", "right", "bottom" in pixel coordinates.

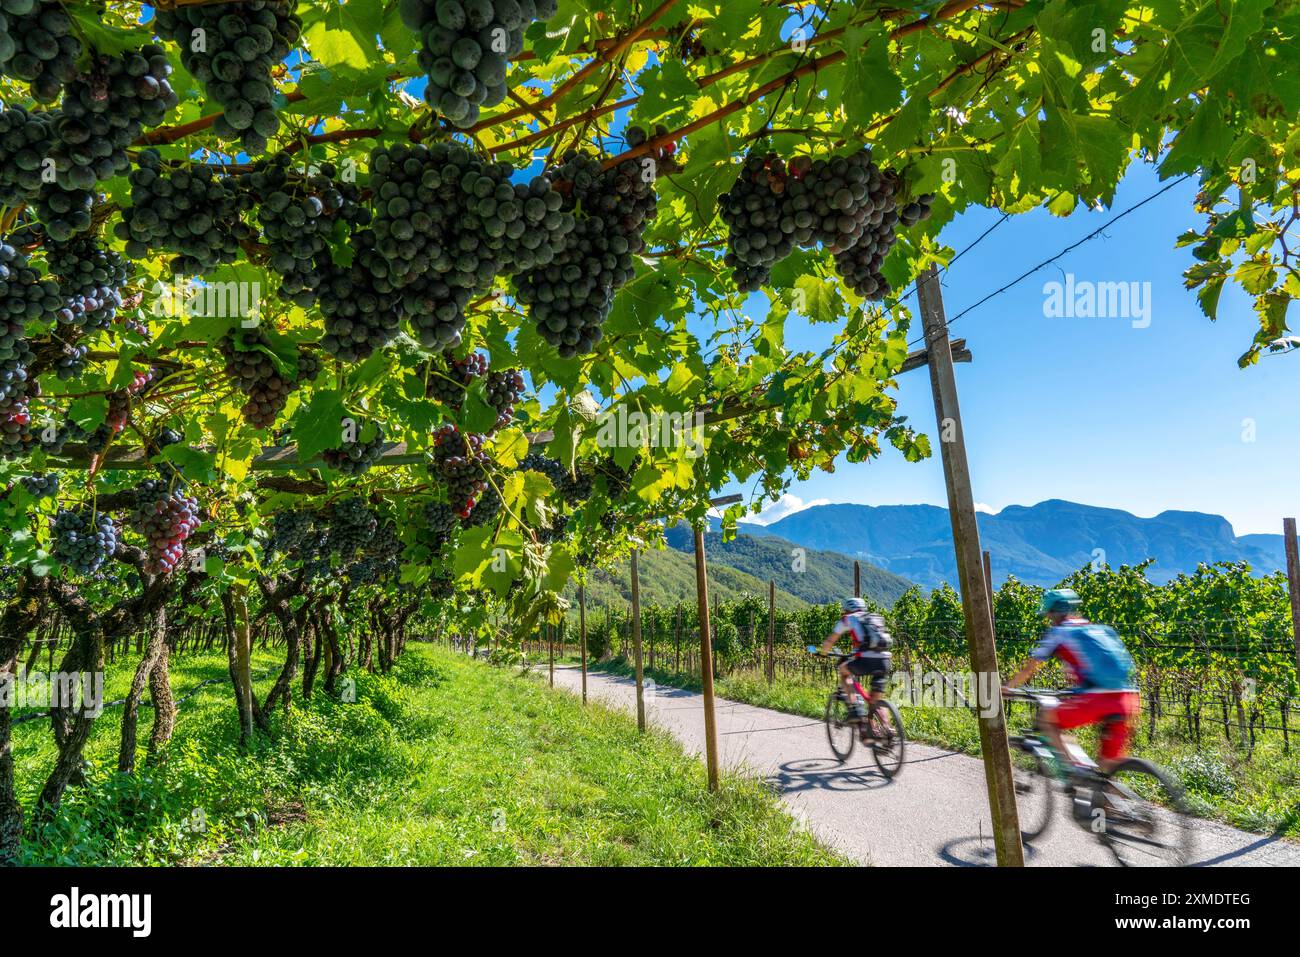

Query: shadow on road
[
  {"left": 767, "top": 756, "right": 892, "bottom": 795},
  {"left": 937, "top": 835, "right": 1060, "bottom": 867}
]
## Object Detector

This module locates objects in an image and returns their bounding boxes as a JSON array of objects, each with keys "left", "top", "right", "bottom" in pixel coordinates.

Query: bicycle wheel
[
  {"left": 1011, "top": 745, "right": 1055, "bottom": 843},
  {"left": 1095, "top": 758, "right": 1194, "bottom": 867},
  {"left": 824, "top": 692, "right": 856, "bottom": 763},
  {"left": 866, "top": 700, "right": 906, "bottom": 779}
]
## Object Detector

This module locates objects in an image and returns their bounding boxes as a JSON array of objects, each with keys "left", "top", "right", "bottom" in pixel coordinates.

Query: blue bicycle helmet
[{"left": 1037, "top": 588, "right": 1082, "bottom": 615}]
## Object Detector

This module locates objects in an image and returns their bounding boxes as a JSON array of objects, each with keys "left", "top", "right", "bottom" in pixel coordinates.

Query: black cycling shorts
[{"left": 844, "top": 655, "right": 891, "bottom": 693}]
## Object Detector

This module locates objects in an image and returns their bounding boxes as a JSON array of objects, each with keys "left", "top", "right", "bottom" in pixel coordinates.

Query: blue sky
[{"left": 721, "top": 163, "right": 1298, "bottom": 537}]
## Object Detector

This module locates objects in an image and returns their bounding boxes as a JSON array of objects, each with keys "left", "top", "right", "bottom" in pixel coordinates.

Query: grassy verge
[
  {"left": 15, "top": 644, "right": 841, "bottom": 866},
  {"left": 590, "top": 657, "right": 1300, "bottom": 840}
]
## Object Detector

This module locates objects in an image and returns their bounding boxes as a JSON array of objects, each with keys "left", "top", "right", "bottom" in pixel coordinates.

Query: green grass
[
  {"left": 14, "top": 643, "right": 841, "bottom": 866},
  {"left": 591, "top": 657, "right": 1300, "bottom": 840}
]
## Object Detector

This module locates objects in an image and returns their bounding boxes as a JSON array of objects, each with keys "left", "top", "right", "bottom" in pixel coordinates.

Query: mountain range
[{"left": 733, "top": 500, "right": 1293, "bottom": 589}]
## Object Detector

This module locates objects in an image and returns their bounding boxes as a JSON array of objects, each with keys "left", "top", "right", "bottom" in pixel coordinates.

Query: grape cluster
[
  {"left": 424, "top": 349, "right": 487, "bottom": 408},
  {"left": 719, "top": 152, "right": 797, "bottom": 292},
  {"left": 0, "top": 108, "right": 96, "bottom": 242},
  {"left": 0, "top": 0, "right": 82, "bottom": 103},
  {"left": 317, "top": 227, "right": 403, "bottom": 360},
  {"left": 514, "top": 131, "right": 667, "bottom": 358},
  {"left": 485, "top": 367, "right": 523, "bottom": 429},
  {"left": 329, "top": 496, "right": 378, "bottom": 564},
  {"left": 346, "top": 520, "right": 401, "bottom": 586},
  {"left": 595, "top": 452, "right": 639, "bottom": 500},
  {"left": 538, "top": 512, "right": 568, "bottom": 544},
  {"left": 0, "top": 105, "right": 54, "bottom": 206},
  {"left": 321, "top": 420, "right": 386, "bottom": 476},
  {"left": 52, "top": 508, "right": 117, "bottom": 575},
  {"left": 54, "top": 341, "right": 87, "bottom": 379},
  {"left": 719, "top": 147, "right": 932, "bottom": 300},
  {"left": 463, "top": 479, "right": 500, "bottom": 528},
  {"left": 431, "top": 423, "right": 488, "bottom": 516},
  {"left": 130, "top": 479, "right": 200, "bottom": 575},
  {"left": 831, "top": 176, "right": 934, "bottom": 300},
  {"left": 235, "top": 155, "right": 369, "bottom": 306},
  {"left": 57, "top": 45, "right": 177, "bottom": 180},
  {"left": 268, "top": 507, "right": 316, "bottom": 558},
  {"left": 423, "top": 500, "right": 460, "bottom": 549},
  {"left": 1, "top": 241, "right": 59, "bottom": 459},
  {"left": 520, "top": 452, "right": 592, "bottom": 506},
  {"left": 154, "top": 0, "right": 301, "bottom": 154},
  {"left": 367, "top": 142, "right": 575, "bottom": 349},
  {"left": 218, "top": 329, "right": 321, "bottom": 429},
  {"left": 19, "top": 470, "right": 56, "bottom": 497},
  {"left": 401, "top": 0, "right": 558, "bottom": 128},
  {"left": 116, "top": 150, "right": 255, "bottom": 275},
  {"left": 47, "top": 233, "right": 132, "bottom": 331},
  {"left": 427, "top": 571, "right": 454, "bottom": 600}
]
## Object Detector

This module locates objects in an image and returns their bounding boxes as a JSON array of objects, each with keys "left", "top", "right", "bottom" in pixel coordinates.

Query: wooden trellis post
[
  {"left": 1285, "top": 518, "right": 1300, "bottom": 676},
  {"left": 693, "top": 527, "right": 721, "bottom": 791},
  {"left": 631, "top": 549, "right": 646, "bottom": 732},
  {"left": 766, "top": 580, "right": 775, "bottom": 684},
  {"left": 675, "top": 604, "right": 682, "bottom": 673},
  {"left": 854, "top": 560, "right": 861, "bottom": 598},
  {"left": 579, "top": 582, "right": 588, "bottom": 704},
  {"left": 917, "top": 263, "right": 1024, "bottom": 867}
]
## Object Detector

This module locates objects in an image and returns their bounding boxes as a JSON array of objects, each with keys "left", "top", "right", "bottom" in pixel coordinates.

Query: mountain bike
[
  {"left": 813, "top": 652, "right": 906, "bottom": 779},
  {"left": 1005, "top": 688, "right": 1194, "bottom": 866}
]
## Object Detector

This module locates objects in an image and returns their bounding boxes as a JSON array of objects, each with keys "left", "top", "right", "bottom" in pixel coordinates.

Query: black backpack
[{"left": 852, "top": 612, "right": 893, "bottom": 652}]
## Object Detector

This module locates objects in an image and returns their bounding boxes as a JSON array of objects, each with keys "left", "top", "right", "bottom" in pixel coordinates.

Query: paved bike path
[{"left": 550, "top": 665, "right": 1300, "bottom": 867}]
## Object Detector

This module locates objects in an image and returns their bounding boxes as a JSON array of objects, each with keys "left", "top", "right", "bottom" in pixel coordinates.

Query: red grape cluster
[
  {"left": 431, "top": 423, "right": 488, "bottom": 516},
  {"left": 130, "top": 479, "right": 200, "bottom": 575}
]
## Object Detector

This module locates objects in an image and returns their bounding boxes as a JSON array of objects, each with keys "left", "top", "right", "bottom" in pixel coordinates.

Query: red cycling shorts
[{"left": 1050, "top": 690, "right": 1140, "bottom": 761}]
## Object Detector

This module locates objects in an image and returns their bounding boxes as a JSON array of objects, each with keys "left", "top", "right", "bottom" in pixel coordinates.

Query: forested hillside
[
  {"left": 563, "top": 546, "right": 809, "bottom": 615},
  {"left": 665, "top": 525, "right": 911, "bottom": 605}
]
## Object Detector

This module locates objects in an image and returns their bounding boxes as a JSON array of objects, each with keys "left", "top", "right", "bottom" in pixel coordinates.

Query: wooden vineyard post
[
  {"left": 579, "top": 582, "right": 588, "bottom": 704},
  {"left": 693, "top": 527, "right": 721, "bottom": 791},
  {"left": 1285, "top": 518, "right": 1300, "bottom": 675},
  {"left": 917, "top": 263, "right": 1024, "bottom": 867},
  {"left": 231, "top": 581, "right": 255, "bottom": 747},
  {"left": 983, "top": 550, "right": 995, "bottom": 627},
  {"left": 766, "top": 580, "right": 776, "bottom": 684},
  {"left": 854, "top": 560, "right": 861, "bottom": 598},
  {"left": 548, "top": 623, "right": 554, "bottom": 688},
  {"left": 675, "top": 604, "right": 682, "bottom": 674},
  {"left": 631, "top": 549, "right": 646, "bottom": 732}
]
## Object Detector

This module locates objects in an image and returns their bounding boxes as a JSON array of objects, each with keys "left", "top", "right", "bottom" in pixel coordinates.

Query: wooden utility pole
[
  {"left": 853, "top": 560, "right": 861, "bottom": 598},
  {"left": 766, "top": 580, "right": 776, "bottom": 684},
  {"left": 917, "top": 263, "right": 1024, "bottom": 867},
  {"left": 578, "top": 583, "right": 588, "bottom": 704},
  {"left": 1284, "top": 518, "right": 1300, "bottom": 675},
  {"left": 631, "top": 549, "right": 646, "bottom": 732},
  {"left": 693, "top": 527, "right": 721, "bottom": 791},
  {"left": 983, "top": 550, "right": 995, "bottom": 621}
]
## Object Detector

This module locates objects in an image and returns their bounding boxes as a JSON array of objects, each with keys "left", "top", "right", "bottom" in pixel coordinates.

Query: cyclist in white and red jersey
[
  {"left": 1004, "top": 588, "right": 1139, "bottom": 772},
  {"left": 812, "top": 598, "right": 893, "bottom": 722}
]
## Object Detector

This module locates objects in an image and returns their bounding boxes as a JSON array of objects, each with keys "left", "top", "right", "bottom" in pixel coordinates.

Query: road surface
[{"left": 549, "top": 665, "right": 1300, "bottom": 867}]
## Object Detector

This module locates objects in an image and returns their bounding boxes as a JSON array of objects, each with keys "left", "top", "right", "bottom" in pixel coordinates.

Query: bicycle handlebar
[{"left": 1003, "top": 686, "right": 1076, "bottom": 704}]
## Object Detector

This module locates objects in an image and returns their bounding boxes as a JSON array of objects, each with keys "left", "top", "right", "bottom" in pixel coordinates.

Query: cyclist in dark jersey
[
  {"left": 1004, "top": 588, "right": 1139, "bottom": 772},
  {"left": 812, "top": 598, "right": 892, "bottom": 722}
]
